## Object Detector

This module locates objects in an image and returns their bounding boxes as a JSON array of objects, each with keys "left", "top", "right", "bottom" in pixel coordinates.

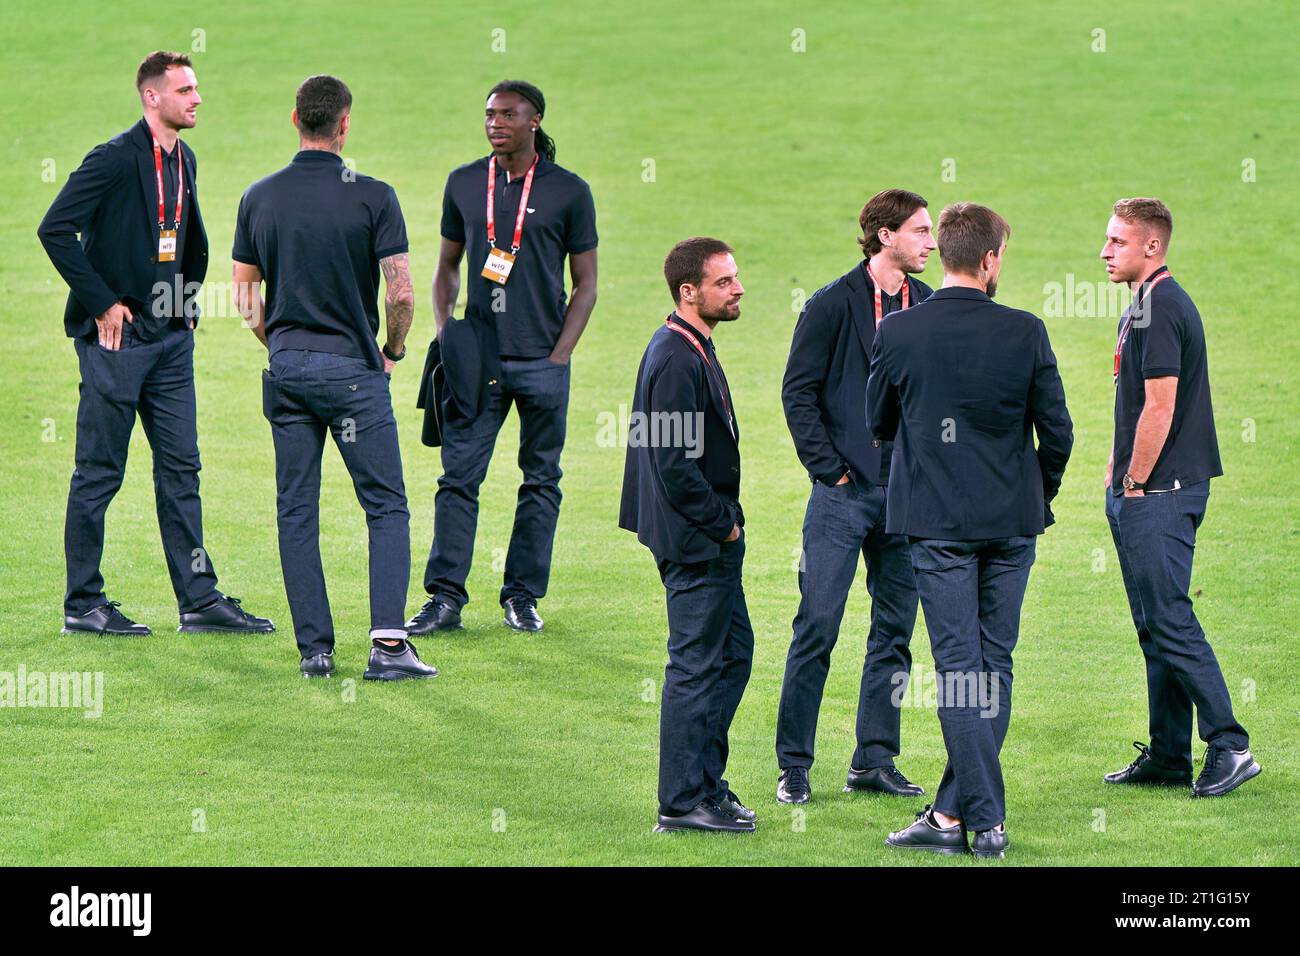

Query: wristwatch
[
  {"left": 382, "top": 343, "right": 406, "bottom": 363},
  {"left": 1122, "top": 473, "right": 1146, "bottom": 492}
]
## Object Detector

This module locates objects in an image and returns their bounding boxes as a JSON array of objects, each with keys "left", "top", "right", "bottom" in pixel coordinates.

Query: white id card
[
  {"left": 158, "top": 229, "right": 177, "bottom": 262},
  {"left": 480, "top": 247, "right": 515, "bottom": 285}
]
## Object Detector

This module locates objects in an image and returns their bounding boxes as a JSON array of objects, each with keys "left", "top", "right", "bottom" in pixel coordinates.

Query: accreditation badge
[
  {"left": 158, "top": 229, "right": 178, "bottom": 262},
  {"left": 481, "top": 246, "right": 515, "bottom": 284}
]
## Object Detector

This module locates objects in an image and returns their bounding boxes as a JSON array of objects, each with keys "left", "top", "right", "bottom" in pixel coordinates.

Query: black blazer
[
  {"left": 619, "top": 319, "right": 743, "bottom": 565},
  {"left": 866, "top": 286, "right": 1073, "bottom": 540},
  {"left": 37, "top": 118, "right": 209, "bottom": 339},
  {"left": 782, "top": 263, "right": 931, "bottom": 488}
]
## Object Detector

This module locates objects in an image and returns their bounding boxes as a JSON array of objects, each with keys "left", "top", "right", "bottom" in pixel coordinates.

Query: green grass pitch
[{"left": 0, "top": 0, "right": 1295, "bottom": 865}]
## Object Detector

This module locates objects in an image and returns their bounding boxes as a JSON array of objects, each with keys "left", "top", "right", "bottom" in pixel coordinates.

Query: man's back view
[
  {"left": 232, "top": 74, "right": 435, "bottom": 681},
  {"left": 867, "top": 202, "right": 1072, "bottom": 858}
]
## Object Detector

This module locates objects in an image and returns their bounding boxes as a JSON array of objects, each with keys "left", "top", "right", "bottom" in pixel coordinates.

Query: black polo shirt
[
  {"left": 441, "top": 155, "right": 597, "bottom": 358},
  {"left": 140, "top": 140, "right": 190, "bottom": 334},
  {"left": 1112, "top": 266, "right": 1223, "bottom": 492},
  {"left": 233, "top": 150, "right": 408, "bottom": 370}
]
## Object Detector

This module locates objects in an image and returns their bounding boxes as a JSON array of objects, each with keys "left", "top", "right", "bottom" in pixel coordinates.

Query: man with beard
[
  {"left": 407, "top": 80, "right": 598, "bottom": 636},
  {"left": 38, "top": 51, "right": 272, "bottom": 637},
  {"left": 1099, "top": 197, "right": 1259, "bottom": 797},
  {"left": 775, "top": 189, "right": 935, "bottom": 805},
  {"left": 620, "top": 238, "right": 755, "bottom": 834},
  {"left": 867, "top": 203, "right": 1073, "bottom": 858}
]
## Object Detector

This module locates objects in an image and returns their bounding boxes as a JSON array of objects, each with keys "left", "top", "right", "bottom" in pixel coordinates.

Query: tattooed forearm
[{"left": 379, "top": 252, "right": 414, "bottom": 353}]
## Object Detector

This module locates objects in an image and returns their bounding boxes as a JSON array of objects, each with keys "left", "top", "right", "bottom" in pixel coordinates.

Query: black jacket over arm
[
  {"left": 866, "top": 286, "right": 1073, "bottom": 540},
  {"left": 782, "top": 263, "right": 931, "bottom": 488},
  {"left": 37, "top": 118, "right": 209, "bottom": 338},
  {"left": 619, "top": 321, "right": 742, "bottom": 565}
]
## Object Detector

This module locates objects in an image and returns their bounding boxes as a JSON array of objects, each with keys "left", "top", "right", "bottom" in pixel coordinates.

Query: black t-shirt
[
  {"left": 441, "top": 155, "right": 597, "bottom": 358},
  {"left": 141, "top": 140, "right": 190, "bottom": 334},
  {"left": 1111, "top": 266, "right": 1223, "bottom": 491},
  {"left": 233, "top": 150, "right": 408, "bottom": 369}
]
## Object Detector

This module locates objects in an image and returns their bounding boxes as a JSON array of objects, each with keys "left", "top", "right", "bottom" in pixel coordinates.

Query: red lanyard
[
  {"left": 867, "top": 264, "right": 909, "bottom": 325},
  {"left": 151, "top": 136, "right": 184, "bottom": 229},
  {"left": 1114, "top": 270, "right": 1173, "bottom": 380},
  {"left": 486, "top": 154, "right": 537, "bottom": 253},
  {"left": 666, "top": 319, "right": 735, "bottom": 439}
]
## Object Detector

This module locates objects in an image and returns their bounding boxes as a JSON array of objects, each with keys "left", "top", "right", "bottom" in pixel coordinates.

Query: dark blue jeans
[
  {"left": 66, "top": 321, "right": 219, "bottom": 614},
  {"left": 1105, "top": 483, "right": 1248, "bottom": 770},
  {"left": 657, "top": 535, "right": 754, "bottom": 815},
  {"left": 776, "top": 481, "right": 919, "bottom": 771},
  {"left": 422, "top": 356, "right": 570, "bottom": 609},
  {"left": 910, "top": 535, "right": 1036, "bottom": 831},
  {"left": 263, "top": 349, "right": 410, "bottom": 658}
]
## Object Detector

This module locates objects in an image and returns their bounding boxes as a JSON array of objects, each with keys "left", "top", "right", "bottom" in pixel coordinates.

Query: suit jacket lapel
[
  {"left": 133, "top": 121, "right": 159, "bottom": 251},
  {"left": 845, "top": 264, "right": 875, "bottom": 358}
]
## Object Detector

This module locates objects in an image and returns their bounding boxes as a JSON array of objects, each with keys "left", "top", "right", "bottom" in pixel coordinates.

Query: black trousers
[
  {"left": 656, "top": 535, "right": 754, "bottom": 816},
  {"left": 1106, "top": 484, "right": 1248, "bottom": 770},
  {"left": 422, "top": 356, "right": 569, "bottom": 609},
  {"left": 776, "top": 481, "right": 918, "bottom": 771},
  {"left": 909, "top": 535, "right": 1036, "bottom": 831},
  {"left": 65, "top": 321, "right": 219, "bottom": 614},
  {"left": 263, "top": 349, "right": 410, "bottom": 658}
]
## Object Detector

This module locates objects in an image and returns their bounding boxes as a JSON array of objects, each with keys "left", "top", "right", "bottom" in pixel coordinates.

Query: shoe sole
[
  {"left": 884, "top": 839, "right": 969, "bottom": 856},
  {"left": 502, "top": 620, "right": 543, "bottom": 633},
  {"left": 362, "top": 670, "right": 439, "bottom": 682},
  {"left": 776, "top": 795, "right": 810, "bottom": 805},
  {"left": 177, "top": 625, "right": 275, "bottom": 633},
  {"left": 653, "top": 824, "right": 755, "bottom": 834},
  {"left": 407, "top": 623, "right": 464, "bottom": 635},
  {"left": 1103, "top": 776, "right": 1191, "bottom": 786},
  {"left": 301, "top": 672, "right": 334, "bottom": 679},
  {"left": 844, "top": 785, "right": 926, "bottom": 797},
  {"left": 61, "top": 627, "right": 152, "bottom": 636},
  {"left": 1192, "top": 761, "right": 1261, "bottom": 798},
  {"left": 972, "top": 848, "right": 1007, "bottom": 860}
]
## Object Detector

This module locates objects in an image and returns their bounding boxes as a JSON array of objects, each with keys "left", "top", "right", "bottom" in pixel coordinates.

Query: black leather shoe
[
  {"left": 300, "top": 652, "right": 335, "bottom": 678},
  {"left": 62, "top": 602, "right": 151, "bottom": 636},
  {"left": 777, "top": 766, "right": 811, "bottom": 804},
  {"left": 178, "top": 594, "right": 274, "bottom": 633},
  {"left": 719, "top": 789, "right": 756, "bottom": 823},
  {"left": 405, "top": 596, "right": 462, "bottom": 635},
  {"left": 655, "top": 799, "right": 755, "bottom": 834},
  {"left": 1103, "top": 741, "right": 1192, "bottom": 787},
  {"left": 971, "top": 826, "right": 1009, "bottom": 859},
  {"left": 885, "top": 805, "right": 969, "bottom": 855},
  {"left": 1191, "top": 745, "right": 1261, "bottom": 798},
  {"left": 363, "top": 640, "right": 439, "bottom": 681},
  {"left": 503, "top": 596, "right": 543, "bottom": 632},
  {"left": 845, "top": 765, "right": 925, "bottom": 797}
]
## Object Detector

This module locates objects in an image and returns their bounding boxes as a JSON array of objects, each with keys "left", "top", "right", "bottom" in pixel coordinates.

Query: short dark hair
[
  {"left": 936, "top": 202, "right": 1012, "bottom": 274},
  {"left": 1113, "top": 197, "right": 1173, "bottom": 247},
  {"left": 295, "top": 75, "right": 353, "bottom": 139},
  {"left": 664, "top": 237, "right": 734, "bottom": 305},
  {"left": 136, "top": 51, "right": 192, "bottom": 92},
  {"left": 858, "top": 189, "right": 928, "bottom": 257}
]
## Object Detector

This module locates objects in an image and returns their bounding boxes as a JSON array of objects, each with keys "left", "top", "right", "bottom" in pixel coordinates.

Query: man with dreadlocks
[{"left": 409, "top": 80, "right": 599, "bottom": 635}]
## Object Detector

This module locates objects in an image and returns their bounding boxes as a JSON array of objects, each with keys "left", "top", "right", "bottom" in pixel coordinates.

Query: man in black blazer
[
  {"left": 867, "top": 203, "right": 1072, "bottom": 858},
  {"left": 776, "top": 189, "right": 935, "bottom": 805},
  {"left": 37, "top": 52, "right": 271, "bottom": 637},
  {"left": 620, "top": 238, "right": 755, "bottom": 834}
]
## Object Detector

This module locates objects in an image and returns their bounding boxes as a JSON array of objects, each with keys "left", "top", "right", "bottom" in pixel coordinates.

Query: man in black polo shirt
[
  {"left": 775, "top": 189, "right": 935, "bottom": 805},
  {"left": 1099, "top": 197, "right": 1260, "bottom": 797},
  {"left": 620, "top": 238, "right": 755, "bottom": 834},
  {"left": 233, "top": 75, "right": 434, "bottom": 682},
  {"left": 38, "top": 51, "right": 272, "bottom": 637},
  {"left": 407, "top": 80, "right": 598, "bottom": 636}
]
